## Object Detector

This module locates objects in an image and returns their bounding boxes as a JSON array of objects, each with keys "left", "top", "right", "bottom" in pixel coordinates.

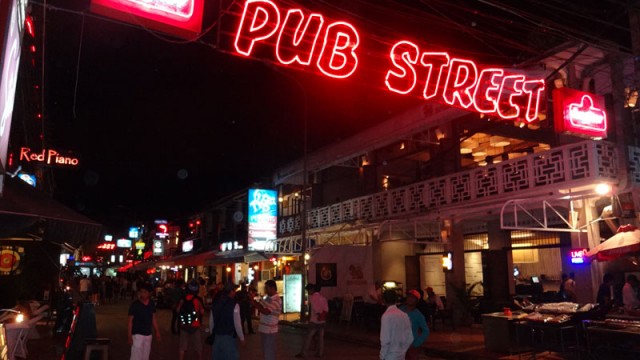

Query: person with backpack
[
  {"left": 210, "top": 282, "right": 245, "bottom": 360},
  {"left": 176, "top": 280, "right": 205, "bottom": 360}
]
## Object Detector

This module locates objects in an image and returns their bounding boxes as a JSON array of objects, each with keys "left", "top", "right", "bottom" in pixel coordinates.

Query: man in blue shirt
[{"left": 400, "top": 290, "right": 429, "bottom": 360}]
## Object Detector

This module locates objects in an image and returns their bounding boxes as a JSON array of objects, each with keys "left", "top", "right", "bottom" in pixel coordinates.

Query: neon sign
[
  {"left": 248, "top": 189, "right": 278, "bottom": 251},
  {"left": 91, "top": 0, "right": 204, "bottom": 40},
  {"left": 97, "top": 243, "right": 116, "bottom": 251},
  {"left": 553, "top": 88, "right": 607, "bottom": 139},
  {"left": 232, "top": 0, "right": 545, "bottom": 122},
  {"left": 569, "top": 248, "right": 588, "bottom": 264},
  {"left": 19, "top": 147, "right": 79, "bottom": 167}
]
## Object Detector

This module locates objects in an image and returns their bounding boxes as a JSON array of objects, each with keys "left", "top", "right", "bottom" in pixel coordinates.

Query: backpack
[{"left": 179, "top": 296, "right": 201, "bottom": 331}]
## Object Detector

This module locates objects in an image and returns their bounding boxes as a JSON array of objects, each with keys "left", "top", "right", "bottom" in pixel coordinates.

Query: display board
[{"left": 283, "top": 273, "right": 302, "bottom": 313}]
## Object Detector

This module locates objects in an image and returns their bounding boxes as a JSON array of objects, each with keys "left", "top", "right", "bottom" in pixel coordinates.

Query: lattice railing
[{"left": 277, "top": 141, "right": 619, "bottom": 236}]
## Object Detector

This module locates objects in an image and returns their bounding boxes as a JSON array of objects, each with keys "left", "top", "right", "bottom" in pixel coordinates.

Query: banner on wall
[{"left": 309, "top": 245, "right": 373, "bottom": 301}]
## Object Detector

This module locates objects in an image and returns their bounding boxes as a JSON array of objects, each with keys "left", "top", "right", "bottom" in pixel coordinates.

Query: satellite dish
[{"left": 233, "top": 211, "right": 244, "bottom": 223}]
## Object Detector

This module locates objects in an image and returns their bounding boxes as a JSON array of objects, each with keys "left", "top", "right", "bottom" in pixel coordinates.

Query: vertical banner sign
[
  {"left": 91, "top": 0, "right": 204, "bottom": 40},
  {"left": 283, "top": 273, "right": 302, "bottom": 313},
  {"left": 0, "top": 0, "right": 27, "bottom": 194},
  {"left": 248, "top": 189, "right": 278, "bottom": 251},
  {"left": 153, "top": 240, "right": 164, "bottom": 256}
]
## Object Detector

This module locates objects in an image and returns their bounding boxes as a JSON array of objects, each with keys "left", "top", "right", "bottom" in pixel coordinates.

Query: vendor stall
[{"left": 584, "top": 316, "right": 640, "bottom": 358}]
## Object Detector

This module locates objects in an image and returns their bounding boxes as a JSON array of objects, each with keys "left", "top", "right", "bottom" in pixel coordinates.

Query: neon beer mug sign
[
  {"left": 233, "top": 0, "right": 546, "bottom": 122},
  {"left": 553, "top": 88, "right": 607, "bottom": 139}
]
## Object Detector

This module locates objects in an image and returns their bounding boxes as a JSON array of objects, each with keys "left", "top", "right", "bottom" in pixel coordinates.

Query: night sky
[{"left": 12, "top": 0, "right": 630, "bottom": 232}]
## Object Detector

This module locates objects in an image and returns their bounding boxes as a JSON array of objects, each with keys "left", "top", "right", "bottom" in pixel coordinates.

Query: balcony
[{"left": 278, "top": 140, "right": 620, "bottom": 237}]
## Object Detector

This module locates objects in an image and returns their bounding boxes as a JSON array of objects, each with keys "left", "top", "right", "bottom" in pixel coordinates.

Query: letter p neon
[{"left": 234, "top": 0, "right": 281, "bottom": 56}]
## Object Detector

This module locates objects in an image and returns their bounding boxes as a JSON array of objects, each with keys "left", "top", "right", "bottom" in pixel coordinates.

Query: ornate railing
[{"left": 277, "top": 140, "right": 619, "bottom": 237}]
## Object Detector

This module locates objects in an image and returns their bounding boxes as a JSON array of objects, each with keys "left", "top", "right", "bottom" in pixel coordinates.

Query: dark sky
[{"left": 12, "top": 0, "right": 630, "bottom": 232}]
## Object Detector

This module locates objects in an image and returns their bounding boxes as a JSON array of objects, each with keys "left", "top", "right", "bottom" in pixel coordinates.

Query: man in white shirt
[
  {"left": 623, "top": 274, "right": 640, "bottom": 312},
  {"left": 251, "top": 280, "right": 281, "bottom": 360},
  {"left": 296, "top": 284, "right": 329, "bottom": 358},
  {"left": 380, "top": 290, "right": 413, "bottom": 360}
]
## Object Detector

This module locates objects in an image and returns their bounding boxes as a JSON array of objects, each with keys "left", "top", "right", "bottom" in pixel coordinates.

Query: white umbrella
[{"left": 586, "top": 228, "right": 640, "bottom": 261}]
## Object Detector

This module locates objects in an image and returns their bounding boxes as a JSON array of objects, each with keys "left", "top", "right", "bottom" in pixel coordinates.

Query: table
[
  {"left": 514, "top": 320, "right": 580, "bottom": 359},
  {"left": 482, "top": 312, "right": 529, "bottom": 354},
  {"left": 4, "top": 322, "right": 29, "bottom": 360},
  {"left": 584, "top": 321, "right": 640, "bottom": 358}
]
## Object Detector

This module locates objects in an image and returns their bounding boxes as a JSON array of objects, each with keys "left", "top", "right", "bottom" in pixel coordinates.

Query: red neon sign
[
  {"left": 234, "top": 0, "right": 360, "bottom": 79},
  {"left": 19, "top": 147, "right": 79, "bottom": 167},
  {"left": 570, "top": 248, "right": 588, "bottom": 264},
  {"left": 553, "top": 88, "right": 607, "bottom": 139},
  {"left": 233, "top": 0, "right": 545, "bottom": 122},
  {"left": 97, "top": 243, "right": 116, "bottom": 251},
  {"left": 91, "top": 0, "right": 204, "bottom": 40}
]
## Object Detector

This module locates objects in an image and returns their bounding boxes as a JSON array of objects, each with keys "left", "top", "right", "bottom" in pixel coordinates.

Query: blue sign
[
  {"left": 129, "top": 227, "right": 139, "bottom": 239},
  {"left": 18, "top": 173, "right": 36, "bottom": 187},
  {"left": 248, "top": 189, "right": 278, "bottom": 251}
]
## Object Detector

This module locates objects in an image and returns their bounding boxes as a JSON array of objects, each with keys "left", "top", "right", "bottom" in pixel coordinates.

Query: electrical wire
[{"left": 72, "top": 14, "right": 84, "bottom": 119}]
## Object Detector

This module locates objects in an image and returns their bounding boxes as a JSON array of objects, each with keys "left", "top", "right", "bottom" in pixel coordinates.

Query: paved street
[{"left": 94, "top": 301, "right": 383, "bottom": 359}]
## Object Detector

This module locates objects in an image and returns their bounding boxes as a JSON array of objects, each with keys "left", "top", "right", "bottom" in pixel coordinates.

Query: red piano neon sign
[{"left": 234, "top": 0, "right": 546, "bottom": 122}]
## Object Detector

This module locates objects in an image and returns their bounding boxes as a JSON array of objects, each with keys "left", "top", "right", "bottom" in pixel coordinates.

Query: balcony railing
[{"left": 278, "top": 140, "right": 619, "bottom": 237}]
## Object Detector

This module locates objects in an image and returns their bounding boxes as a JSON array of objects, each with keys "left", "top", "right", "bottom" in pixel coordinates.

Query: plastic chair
[{"left": 83, "top": 338, "right": 110, "bottom": 360}]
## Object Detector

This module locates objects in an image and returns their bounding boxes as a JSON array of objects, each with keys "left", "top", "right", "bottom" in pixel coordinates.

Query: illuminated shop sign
[
  {"left": 152, "top": 240, "right": 164, "bottom": 256},
  {"left": 220, "top": 241, "right": 243, "bottom": 252},
  {"left": 553, "top": 88, "right": 607, "bottom": 139},
  {"left": 248, "top": 189, "right": 278, "bottom": 251},
  {"left": 116, "top": 238, "right": 132, "bottom": 248},
  {"left": 19, "top": 147, "right": 79, "bottom": 167},
  {"left": 129, "top": 227, "right": 140, "bottom": 239},
  {"left": 91, "top": 0, "right": 204, "bottom": 40},
  {"left": 135, "top": 241, "right": 145, "bottom": 250},
  {"left": 97, "top": 243, "right": 116, "bottom": 251},
  {"left": 569, "top": 248, "right": 588, "bottom": 264},
  {"left": 442, "top": 252, "right": 453, "bottom": 272},
  {"left": 182, "top": 240, "right": 194, "bottom": 253},
  {"left": 233, "top": 0, "right": 545, "bottom": 122},
  {"left": 17, "top": 172, "right": 35, "bottom": 187}
]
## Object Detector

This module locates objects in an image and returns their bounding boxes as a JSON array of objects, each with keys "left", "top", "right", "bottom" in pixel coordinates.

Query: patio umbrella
[{"left": 586, "top": 227, "right": 640, "bottom": 261}]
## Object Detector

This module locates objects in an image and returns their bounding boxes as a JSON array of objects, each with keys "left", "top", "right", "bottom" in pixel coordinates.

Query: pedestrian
[
  {"left": 623, "top": 274, "right": 640, "bottom": 312},
  {"left": 596, "top": 273, "right": 614, "bottom": 309},
  {"left": 128, "top": 283, "right": 161, "bottom": 360},
  {"left": 105, "top": 277, "right": 114, "bottom": 304},
  {"left": 171, "top": 280, "right": 186, "bottom": 334},
  {"left": 564, "top": 272, "right": 577, "bottom": 302},
  {"left": 177, "top": 280, "right": 205, "bottom": 360},
  {"left": 380, "top": 289, "right": 413, "bottom": 360},
  {"left": 235, "top": 284, "right": 255, "bottom": 335},
  {"left": 79, "top": 276, "right": 90, "bottom": 301},
  {"left": 557, "top": 273, "right": 568, "bottom": 301},
  {"left": 251, "top": 279, "right": 281, "bottom": 360},
  {"left": 210, "top": 282, "right": 245, "bottom": 360},
  {"left": 295, "top": 284, "right": 328, "bottom": 358},
  {"left": 400, "top": 290, "right": 429, "bottom": 360}
]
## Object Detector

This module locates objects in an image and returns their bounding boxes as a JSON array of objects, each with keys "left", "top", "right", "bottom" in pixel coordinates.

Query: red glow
[
  {"left": 97, "top": 243, "right": 116, "bottom": 250},
  {"left": 30, "top": 45, "right": 36, "bottom": 53},
  {"left": 25, "top": 16, "right": 35, "bottom": 37},
  {"left": 159, "top": 224, "right": 168, "bottom": 233},
  {"left": 553, "top": 88, "right": 607, "bottom": 139},
  {"left": 234, "top": 0, "right": 360, "bottom": 79},
  {"left": 195, "top": 220, "right": 201, "bottom": 225},
  {"left": 91, "top": 0, "right": 204, "bottom": 40},
  {"left": 81, "top": 256, "right": 92, "bottom": 262}
]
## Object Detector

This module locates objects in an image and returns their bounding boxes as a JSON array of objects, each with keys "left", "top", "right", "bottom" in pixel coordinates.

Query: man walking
[
  {"left": 128, "top": 283, "right": 161, "bottom": 360},
  {"left": 251, "top": 280, "right": 281, "bottom": 360},
  {"left": 380, "top": 290, "right": 413, "bottom": 360},
  {"left": 400, "top": 290, "right": 429, "bottom": 360},
  {"left": 235, "top": 284, "right": 255, "bottom": 334},
  {"left": 211, "top": 282, "right": 245, "bottom": 360},
  {"left": 296, "top": 284, "right": 329, "bottom": 358}
]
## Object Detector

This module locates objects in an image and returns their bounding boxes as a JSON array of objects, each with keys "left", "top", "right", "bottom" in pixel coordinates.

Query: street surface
[{"left": 95, "top": 301, "right": 383, "bottom": 359}]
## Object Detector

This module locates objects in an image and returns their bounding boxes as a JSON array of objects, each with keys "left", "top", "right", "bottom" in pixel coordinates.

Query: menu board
[{"left": 283, "top": 274, "right": 302, "bottom": 313}]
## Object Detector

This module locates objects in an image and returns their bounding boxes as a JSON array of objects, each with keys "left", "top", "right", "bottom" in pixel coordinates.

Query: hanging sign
[
  {"left": 232, "top": 0, "right": 546, "bottom": 123},
  {"left": 152, "top": 239, "right": 164, "bottom": 256},
  {"left": 569, "top": 248, "right": 589, "bottom": 264},
  {"left": 91, "top": 0, "right": 204, "bottom": 39},
  {"left": 553, "top": 88, "right": 607, "bottom": 139}
]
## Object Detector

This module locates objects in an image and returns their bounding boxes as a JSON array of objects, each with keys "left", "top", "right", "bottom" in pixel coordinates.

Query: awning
[
  {"left": 206, "top": 250, "right": 267, "bottom": 265},
  {"left": 587, "top": 226, "right": 640, "bottom": 261},
  {"left": 172, "top": 251, "right": 216, "bottom": 267},
  {"left": 0, "top": 178, "right": 101, "bottom": 244}
]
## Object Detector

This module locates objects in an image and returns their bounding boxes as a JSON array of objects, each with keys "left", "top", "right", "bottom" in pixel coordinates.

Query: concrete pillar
[{"left": 487, "top": 220, "right": 514, "bottom": 296}]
